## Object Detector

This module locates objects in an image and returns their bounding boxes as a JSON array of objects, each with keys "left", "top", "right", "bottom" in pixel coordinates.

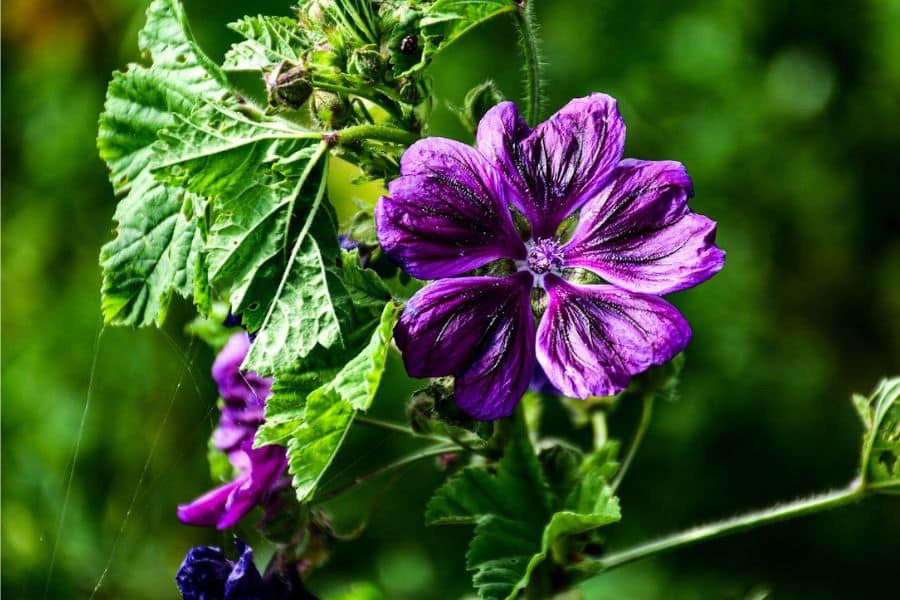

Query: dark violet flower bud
[
  {"left": 263, "top": 61, "right": 313, "bottom": 111},
  {"left": 176, "top": 538, "right": 265, "bottom": 600},
  {"left": 399, "top": 34, "right": 418, "bottom": 55}
]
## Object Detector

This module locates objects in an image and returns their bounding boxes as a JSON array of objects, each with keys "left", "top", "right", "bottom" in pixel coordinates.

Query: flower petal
[
  {"left": 224, "top": 539, "right": 265, "bottom": 600},
  {"left": 177, "top": 477, "right": 246, "bottom": 528},
  {"left": 561, "top": 159, "right": 725, "bottom": 294},
  {"left": 536, "top": 275, "right": 691, "bottom": 398},
  {"left": 394, "top": 273, "right": 535, "bottom": 419},
  {"left": 376, "top": 137, "right": 525, "bottom": 278},
  {"left": 217, "top": 442, "right": 288, "bottom": 530},
  {"left": 177, "top": 441, "right": 287, "bottom": 530},
  {"left": 213, "top": 333, "right": 272, "bottom": 405},
  {"left": 176, "top": 545, "right": 232, "bottom": 600},
  {"left": 477, "top": 94, "right": 626, "bottom": 238}
]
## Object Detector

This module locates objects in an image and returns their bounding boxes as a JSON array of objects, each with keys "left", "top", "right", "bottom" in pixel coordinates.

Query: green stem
[
  {"left": 585, "top": 480, "right": 865, "bottom": 574},
  {"left": 353, "top": 415, "right": 447, "bottom": 444},
  {"left": 610, "top": 394, "right": 654, "bottom": 492},
  {"left": 314, "top": 444, "right": 459, "bottom": 503},
  {"left": 514, "top": 1, "right": 543, "bottom": 125},
  {"left": 332, "top": 124, "right": 419, "bottom": 147}
]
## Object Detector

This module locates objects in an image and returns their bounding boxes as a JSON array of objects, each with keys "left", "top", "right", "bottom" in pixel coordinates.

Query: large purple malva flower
[
  {"left": 376, "top": 93, "right": 724, "bottom": 420},
  {"left": 178, "top": 334, "right": 288, "bottom": 529}
]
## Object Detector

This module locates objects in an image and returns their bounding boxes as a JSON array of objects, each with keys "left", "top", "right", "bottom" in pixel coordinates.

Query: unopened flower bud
[
  {"left": 463, "top": 80, "right": 505, "bottom": 129},
  {"left": 264, "top": 61, "right": 313, "bottom": 110},
  {"left": 312, "top": 90, "right": 351, "bottom": 128},
  {"left": 303, "top": 0, "right": 330, "bottom": 26},
  {"left": 347, "top": 45, "right": 385, "bottom": 81},
  {"left": 399, "top": 77, "right": 430, "bottom": 105}
]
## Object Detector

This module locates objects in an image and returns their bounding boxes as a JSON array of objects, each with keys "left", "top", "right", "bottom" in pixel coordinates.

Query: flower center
[{"left": 526, "top": 238, "right": 564, "bottom": 274}]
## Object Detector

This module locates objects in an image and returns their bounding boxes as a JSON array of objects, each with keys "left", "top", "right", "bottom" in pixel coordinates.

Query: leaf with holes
[
  {"left": 97, "top": 0, "right": 229, "bottom": 326},
  {"left": 153, "top": 101, "right": 352, "bottom": 373}
]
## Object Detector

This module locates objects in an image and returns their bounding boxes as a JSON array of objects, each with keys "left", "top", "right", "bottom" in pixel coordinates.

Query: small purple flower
[
  {"left": 376, "top": 93, "right": 724, "bottom": 420},
  {"left": 179, "top": 333, "right": 287, "bottom": 529},
  {"left": 176, "top": 537, "right": 265, "bottom": 600}
]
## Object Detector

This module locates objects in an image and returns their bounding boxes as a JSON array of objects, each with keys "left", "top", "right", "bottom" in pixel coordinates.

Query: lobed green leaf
[
  {"left": 428, "top": 419, "right": 622, "bottom": 599},
  {"left": 256, "top": 301, "right": 400, "bottom": 502},
  {"left": 224, "top": 16, "right": 311, "bottom": 72},
  {"left": 97, "top": 0, "right": 229, "bottom": 326}
]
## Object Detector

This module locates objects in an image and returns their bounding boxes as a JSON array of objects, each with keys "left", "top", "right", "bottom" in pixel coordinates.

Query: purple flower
[
  {"left": 178, "top": 334, "right": 287, "bottom": 529},
  {"left": 376, "top": 93, "right": 724, "bottom": 420},
  {"left": 176, "top": 538, "right": 265, "bottom": 600},
  {"left": 212, "top": 333, "right": 272, "bottom": 407}
]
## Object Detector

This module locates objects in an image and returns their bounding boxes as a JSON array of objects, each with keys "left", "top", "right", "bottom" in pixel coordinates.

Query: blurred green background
[{"left": 3, "top": 0, "right": 899, "bottom": 598}]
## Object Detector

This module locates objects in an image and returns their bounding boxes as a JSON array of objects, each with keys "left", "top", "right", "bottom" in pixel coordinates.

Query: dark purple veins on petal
[
  {"left": 394, "top": 273, "right": 535, "bottom": 419},
  {"left": 477, "top": 94, "right": 626, "bottom": 238},
  {"left": 536, "top": 275, "right": 691, "bottom": 399},
  {"left": 562, "top": 159, "right": 725, "bottom": 295},
  {"left": 375, "top": 137, "right": 524, "bottom": 279}
]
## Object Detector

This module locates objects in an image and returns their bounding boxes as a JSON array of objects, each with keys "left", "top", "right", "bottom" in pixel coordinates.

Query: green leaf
[
  {"left": 418, "top": 0, "right": 517, "bottom": 69},
  {"left": 428, "top": 420, "right": 622, "bottom": 599},
  {"left": 856, "top": 376, "right": 900, "bottom": 493},
  {"left": 99, "top": 173, "right": 203, "bottom": 325},
  {"left": 332, "top": 301, "right": 401, "bottom": 411},
  {"left": 283, "top": 385, "right": 355, "bottom": 502},
  {"left": 340, "top": 249, "right": 391, "bottom": 311},
  {"left": 254, "top": 368, "right": 334, "bottom": 447},
  {"left": 242, "top": 173, "right": 349, "bottom": 373},
  {"left": 519, "top": 446, "right": 621, "bottom": 590},
  {"left": 256, "top": 302, "right": 399, "bottom": 502},
  {"left": 158, "top": 106, "right": 322, "bottom": 314},
  {"left": 224, "top": 15, "right": 310, "bottom": 71},
  {"left": 426, "top": 413, "right": 552, "bottom": 599},
  {"left": 153, "top": 103, "right": 351, "bottom": 372},
  {"left": 97, "top": 0, "right": 228, "bottom": 326}
]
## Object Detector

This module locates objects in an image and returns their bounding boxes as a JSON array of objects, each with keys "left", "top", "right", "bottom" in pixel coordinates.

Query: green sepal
[{"left": 856, "top": 376, "right": 900, "bottom": 493}]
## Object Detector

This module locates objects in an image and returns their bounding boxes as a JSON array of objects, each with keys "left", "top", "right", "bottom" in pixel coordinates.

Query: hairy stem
[
  {"left": 514, "top": 1, "right": 543, "bottom": 125},
  {"left": 332, "top": 123, "right": 419, "bottom": 147},
  {"left": 314, "top": 444, "right": 459, "bottom": 502},
  {"left": 610, "top": 394, "right": 654, "bottom": 492},
  {"left": 354, "top": 415, "right": 447, "bottom": 444},
  {"left": 584, "top": 480, "right": 865, "bottom": 574}
]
